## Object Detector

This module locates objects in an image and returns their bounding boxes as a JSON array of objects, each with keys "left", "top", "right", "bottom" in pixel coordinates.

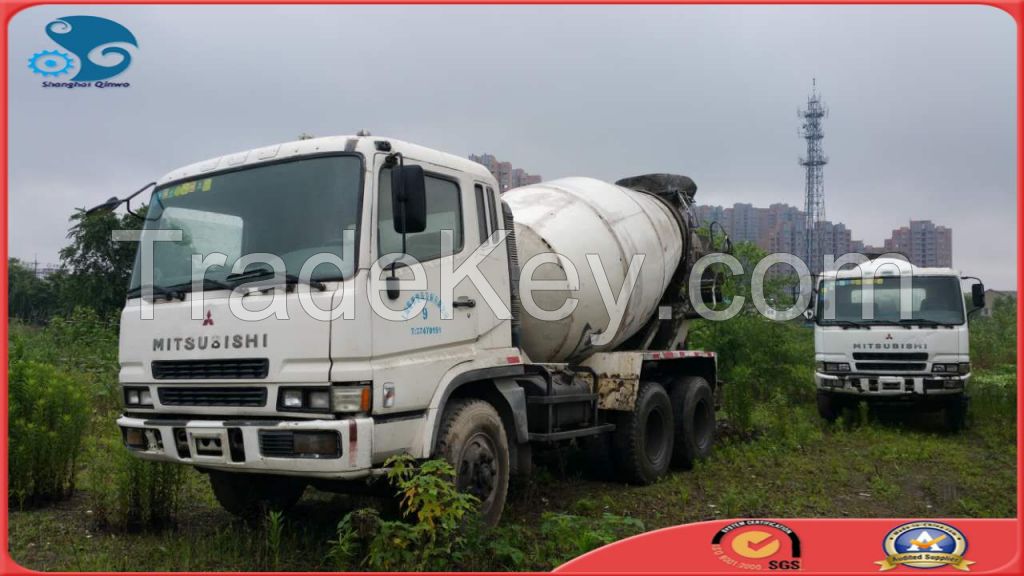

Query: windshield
[
  {"left": 817, "top": 275, "right": 965, "bottom": 326},
  {"left": 128, "top": 155, "right": 362, "bottom": 293}
]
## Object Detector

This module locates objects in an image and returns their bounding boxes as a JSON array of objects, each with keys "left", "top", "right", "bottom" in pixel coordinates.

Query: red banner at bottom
[{"left": 556, "top": 518, "right": 1020, "bottom": 573}]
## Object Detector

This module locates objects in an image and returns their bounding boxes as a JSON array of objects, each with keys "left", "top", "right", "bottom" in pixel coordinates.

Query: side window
[
  {"left": 475, "top": 184, "right": 489, "bottom": 244},
  {"left": 378, "top": 168, "right": 464, "bottom": 261},
  {"left": 486, "top": 186, "right": 499, "bottom": 238}
]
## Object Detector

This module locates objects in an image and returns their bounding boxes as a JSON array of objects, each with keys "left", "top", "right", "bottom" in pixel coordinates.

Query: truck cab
[
  {"left": 811, "top": 256, "right": 984, "bottom": 430},
  {"left": 109, "top": 134, "right": 721, "bottom": 524}
]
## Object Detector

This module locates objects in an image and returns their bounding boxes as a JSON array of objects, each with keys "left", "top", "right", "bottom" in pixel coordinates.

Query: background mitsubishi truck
[
  {"left": 94, "top": 134, "right": 731, "bottom": 525},
  {"left": 810, "top": 256, "right": 985, "bottom": 430}
]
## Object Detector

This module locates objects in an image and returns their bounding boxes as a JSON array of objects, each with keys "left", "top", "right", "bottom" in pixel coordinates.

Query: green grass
[{"left": 8, "top": 368, "right": 1017, "bottom": 571}]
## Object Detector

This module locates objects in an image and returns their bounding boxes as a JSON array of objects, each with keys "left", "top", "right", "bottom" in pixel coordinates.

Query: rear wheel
[
  {"left": 208, "top": 471, "right": 306, "bottom": 519},
  {"left": 612, "top": 381, "right": 674, "bottom": 484},
  {"left": 669, "top": 377, "right": 716, "bottom": 469},
  {"left": 435, "top": 399, "right": 510, "bottom": 526}
]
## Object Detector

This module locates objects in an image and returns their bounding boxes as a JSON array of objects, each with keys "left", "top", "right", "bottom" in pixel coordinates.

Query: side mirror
[
  {"left": 391, "top": 165, "right": 427, "bottom": 234},
  {"left": 85, "top": 196, "right": 122, "bottom": 215},
  {"left": 971, "top": 283, "right": 985, "bottom": 308}
]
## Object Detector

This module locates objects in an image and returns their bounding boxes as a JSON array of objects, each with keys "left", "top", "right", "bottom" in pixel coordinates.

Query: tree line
[{"left": 9, "top": 209, "right": 143, "bottom": 323}]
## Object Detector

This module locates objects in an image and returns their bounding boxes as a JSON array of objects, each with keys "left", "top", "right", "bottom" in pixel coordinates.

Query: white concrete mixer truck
[{"left": 97, "top": 135, "right": 728, "bottom": 524}]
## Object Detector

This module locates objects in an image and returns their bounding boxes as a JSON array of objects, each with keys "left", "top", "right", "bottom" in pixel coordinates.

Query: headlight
[
  {"left": 331, "top": 384, "right": 372, "bottom": 413},
  {"left": 308, "top": 390, "right": 330, "bottom": 410},
  {"left": 278, "top": 387, "right": 331, "bottom": 412},
  {"left": 824, "top": 363, "right": 851, "bottom": 372},
  {"left": 815, "top": 361, "right": 825, "bottom": 371},
  {"left": 281, "top": 389, "right": 304, "bottom": 408},
  {"left": 123, "top": 386, "right": 151, "bottom": 407},
  {"left": 959, "top": 362, "right": 971, "bottom": 375},
  {"left": 932, "top": 363, "right": 961, "bottom": 373},
  {"left": 278, "top": 384, "right": 371, "bottom": 413}
]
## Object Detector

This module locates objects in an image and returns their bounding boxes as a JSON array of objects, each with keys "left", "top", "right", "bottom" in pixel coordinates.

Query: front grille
[
  {"left": 856, "top": 362, "right": 927, "bottom": 372},
  {"left": 852, "top": 352, "right": 928, "bottom": 361},
  {"left": 152, "top": 358, "right": 269, "bottom": 380},
  {"left": 158, "top": 387, "right": 267, "bottom": 407}
]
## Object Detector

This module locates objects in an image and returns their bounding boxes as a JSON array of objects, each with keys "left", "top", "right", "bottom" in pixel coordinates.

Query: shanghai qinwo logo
[{"left": 28, "top": 15, "right": 137, "bottom": 86}]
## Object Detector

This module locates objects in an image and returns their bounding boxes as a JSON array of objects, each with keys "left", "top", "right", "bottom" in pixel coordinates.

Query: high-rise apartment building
[
  {"left": 468, "top": 153, "right": 542, "bottom": 191},
  {"left": 882, "top": 220, "right": 953, "bottom": 267},
  {"left": 696, "top": 204, "right": 953, "bottom": 269}
]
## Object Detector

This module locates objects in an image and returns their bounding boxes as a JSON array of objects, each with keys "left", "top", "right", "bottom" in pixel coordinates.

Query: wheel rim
[
  {"left": 455, "top": 432, "right": 499, "bottom": 508},
  {"left": 645, "top": 408, "right": 668, "bottom": 463},
  {"left": 694, "top": 398, "right": 714, "bottom": 452}
]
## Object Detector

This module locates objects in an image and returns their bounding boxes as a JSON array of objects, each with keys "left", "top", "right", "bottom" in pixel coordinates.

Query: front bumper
[
  {"left": 117, "top": 415, "right": 374, "bottom": 479},
  {"left": 815, "top": 372, "right": 969, "bottom": 397}
]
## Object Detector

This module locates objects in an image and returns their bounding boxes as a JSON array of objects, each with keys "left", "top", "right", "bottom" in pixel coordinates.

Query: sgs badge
[{"left": 711, "top": 520, "right": 802, "bottom": 570}]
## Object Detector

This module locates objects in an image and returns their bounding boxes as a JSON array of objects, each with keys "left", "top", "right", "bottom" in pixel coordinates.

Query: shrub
[
  {"left": 722, "top": 365, "right": 756, "bottom": 432},
  {"left": 969, "top": 365, "right": 1017, "bottom": 444},
  {"left": 533, "top": 511, "right": 645, "bottom": 565},
  {"left": 265, "top": 510, "right": 286, "bottom": 570},
  {"left": 970, "top": 298, "right": 1016, "bottom": 370},
  {"left": 327, "top": 455, "right": 477, "bottom": 571},
  {"left": 460, "top": 511, "right": 645, "bottom": 570},
  {"left": 325, "top": 454, "right": 647, "bottom": 571},
  {"left": 43, "top": 308, "right": 121, "bottom": 411},
  {"left": 82, "top": 421, "right": 190, "bottom": 530},
  {"left": 8, "top": 355, "right": 91, "bottom": 506},
  {"left": 690, "top": 313, "right": 814, "bottom": 433}
]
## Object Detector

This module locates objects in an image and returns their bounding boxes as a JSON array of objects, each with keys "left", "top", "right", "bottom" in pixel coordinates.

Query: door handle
[{"left": 453, "top": 296, "right": 476, "bottom": 309}]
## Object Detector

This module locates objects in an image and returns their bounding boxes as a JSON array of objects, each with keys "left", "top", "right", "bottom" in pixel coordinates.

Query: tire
[
  {"left": 435, "top": 399, "right": 510, "bottom": 527},
  {"left": 669, "top": 377, "right": 716, "bottom": 469},
  {"left": 209, "top": 471, "right": 306, "bottom": 519},
  {"left": 817, "top": 390, "right": 843, "bottom": 423},
  {"left": 944, "top": 394, "right": 968, "bottom": 432},
  {"left": 612, "top": 381, "right": 674, "bottom": 485}
]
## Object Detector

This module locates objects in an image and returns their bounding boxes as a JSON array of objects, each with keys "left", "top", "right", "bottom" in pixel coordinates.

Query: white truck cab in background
[{"left": 810, "top": 256, "right": 985, "bottom": 430}]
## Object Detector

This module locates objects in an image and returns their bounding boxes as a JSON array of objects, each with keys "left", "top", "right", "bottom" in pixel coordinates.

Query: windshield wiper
[
  {"left": 226, "top": 268, "right": 326, "bottom": 291},
  {"left": 820, "top": 320, "right": 869, "bottom": 329},
  {"left": 128, "top": 284, "right": 186, "bottom": 301},
  {"left": 167, "top": 277, "right": 235, "bottom": 294},
  {"left": 897, "top": 318, "right": 954, "bottom": 327}
]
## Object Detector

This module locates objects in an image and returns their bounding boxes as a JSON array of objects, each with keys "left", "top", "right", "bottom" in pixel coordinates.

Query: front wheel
[
  {"left": 944, "top": 394, "right": 968, "bottom": 432},
  {"left": 817, "top": 390, "right": 845, "bottom": 423},
  {"left": 612, "top": 381, "right": 674, "bottom": 484},
  {"left": 208, "top": 471, "right": 306, "bottom": 519},
  {"left": 435, "top": 399, "right": 510, "bottom": 526}
]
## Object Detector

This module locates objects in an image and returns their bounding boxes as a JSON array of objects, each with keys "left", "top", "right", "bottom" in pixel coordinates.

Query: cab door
[
  {"left": 472, "top": 182, "right": 513, "bottom": 348},
  {"left": 368, "top": 153, "right": 483, "bottom": 413}
]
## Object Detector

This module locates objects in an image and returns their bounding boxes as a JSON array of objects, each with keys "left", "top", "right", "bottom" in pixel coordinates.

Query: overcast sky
[{"left": 7, "top": 5, "right": 1018, "bottom": 288}]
